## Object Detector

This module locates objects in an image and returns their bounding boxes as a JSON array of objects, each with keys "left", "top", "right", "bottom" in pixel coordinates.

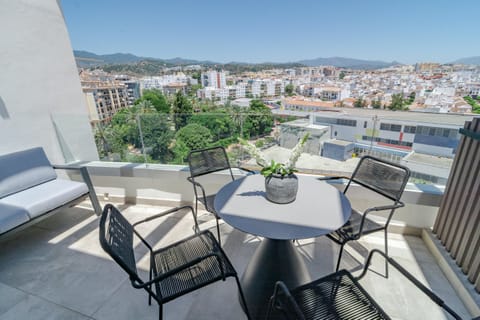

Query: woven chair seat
[
  {"left": 197, "top": 194, "right": 218, "bottom": 216},
  {"left": 290, "top": 270, "right": 389, "bottom": 320},
  {"left": 154, "top": 231, "right": 236, "bottom": 302},
  {"left": 329, "top": 211, "right": 384, "bottom": 244}
]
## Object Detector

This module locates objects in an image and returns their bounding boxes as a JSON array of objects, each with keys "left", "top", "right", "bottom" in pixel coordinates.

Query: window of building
[
  {"left": 337, "top": 119, "right": 357, "bottom": 127},
  {"left": 380, "top": 123, "right": 401, "bottom": 132},
  {"left": 404, "top": 125, "right": 416, "bottom": 134}
]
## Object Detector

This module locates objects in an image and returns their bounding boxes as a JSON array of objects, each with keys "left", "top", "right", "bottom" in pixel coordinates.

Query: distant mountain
[
  {"left": 73, "top": 50, "right": 401, "bottom": 71},
  {"left": 74, "top": 50, "right": 145, "bottom": 67},
  {"left": 451, "top": 56, "right": 480, "bottom": 65},
  {"left": 296, "top": 56, "right": 401, "bottom": 69}
]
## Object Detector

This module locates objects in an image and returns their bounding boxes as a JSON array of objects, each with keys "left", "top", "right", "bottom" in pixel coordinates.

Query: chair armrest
[
  {"left": 358, "top": 249, "right": 463, "bottom": 320},
  {"left": 316, "top": 176, "right": 347, "bottom": 181},
  {"left": 363, "top": 202, "right": 405, "bottom": 214},
  {"left": 186, "top": 176, "right": 211, "bottom": 211},
  {"left": 356, "top": 202, "right": 405, "bottom": 236},
  {"left": 133, "top": 205, "right": 195, "bottom": 227},
  {"left": 52, "top": 164, "right": 102, "bottom": 215},
  {"left": 132, "top": 206, "right": 196, "bottom": 252},
  {"left": 266, "top": 281, "right": 306, "bottom": 320}
]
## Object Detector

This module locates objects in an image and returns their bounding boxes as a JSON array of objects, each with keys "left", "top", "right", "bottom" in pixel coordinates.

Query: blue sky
[{"left": 61, "top": 0, "right": 479, "bottom": 64}]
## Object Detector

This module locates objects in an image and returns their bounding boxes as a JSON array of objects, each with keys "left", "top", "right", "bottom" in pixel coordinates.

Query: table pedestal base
[{"left": 240, "top": 238, "right": 310, "bottom": 320}]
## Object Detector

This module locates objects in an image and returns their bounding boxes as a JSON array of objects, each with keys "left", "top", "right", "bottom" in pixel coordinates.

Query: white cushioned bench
[{"left": 0, "top": 147, "right": 101, "bottom": 236}]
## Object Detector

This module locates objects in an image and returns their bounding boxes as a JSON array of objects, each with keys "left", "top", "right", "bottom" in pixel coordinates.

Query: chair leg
[
  {"left": 215, "top": 218, "right": 222, "bottom": 248},
  {"left": 384, "top": 229, "right": 389, "bottom": 278},
  {"left": 158, "top": 302, "right": 163, "bottom": 320},
  {"left": 193, "top": 200, "right": 200, "bottom": 233},
  {"left": 335, "top": 243, "right": 345, "bottom": 272},
  {"left": 148, "top": 263, "right": 153, "bottom": 305},
  {"left": 235, "top": 276, "right": 252, "bottom": 320}
]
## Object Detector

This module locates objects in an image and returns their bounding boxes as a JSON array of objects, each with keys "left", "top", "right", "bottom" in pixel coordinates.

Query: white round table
[{"left": 214, "top": 174, "right": 351, "bottom": 319}]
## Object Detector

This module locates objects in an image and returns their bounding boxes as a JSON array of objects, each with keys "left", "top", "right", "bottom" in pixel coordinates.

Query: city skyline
[{"left": 61, "top": 0, "right": 480, "bottom": 65}]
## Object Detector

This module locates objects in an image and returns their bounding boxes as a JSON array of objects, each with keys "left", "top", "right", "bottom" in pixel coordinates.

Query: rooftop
[
  {"left": 276, "top": 107, "right": 476, "bottom": 126},
  {"left": 0, "top": 200, "right": 471, "bottom": 319}
]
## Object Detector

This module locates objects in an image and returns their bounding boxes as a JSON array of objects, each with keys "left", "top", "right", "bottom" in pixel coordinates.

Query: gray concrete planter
[{"left": 265, "top": 173, "right": 298, "bottom": 204}]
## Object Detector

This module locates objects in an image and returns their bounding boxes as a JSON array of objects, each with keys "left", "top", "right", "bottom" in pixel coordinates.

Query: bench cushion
[
  {"left": 0, "top": 148, "right": 57, "bottom": 199},
  {"left": 0, "top": 203, "right": 31, "bottom": 234},
  {"left": 0, "top": 179, "right": 89, "bottom": 222}
]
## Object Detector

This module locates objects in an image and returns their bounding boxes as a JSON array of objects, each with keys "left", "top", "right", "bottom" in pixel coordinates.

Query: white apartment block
[
  {"left": 141, "top": 74, "right": 189, "bottom": 91},
  {"left": 250, "top": 80, "right": 262, "bottom": 97},
  {"left": 236, "top": 83, "right": 246, "bottom": 98},
  {"left": 467, "top": 82, "right": 480, "bottom": 97},
  {"left": 201, "top": 70, "right": 226, "bottom": 89},
  {"left": 303, "top": 85, "right": 350, "bottom": 101}
]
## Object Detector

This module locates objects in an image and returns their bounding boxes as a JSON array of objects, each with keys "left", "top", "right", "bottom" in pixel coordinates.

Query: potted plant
[{"left": 239, "top": 133, "right": 309, "bottom": 204}]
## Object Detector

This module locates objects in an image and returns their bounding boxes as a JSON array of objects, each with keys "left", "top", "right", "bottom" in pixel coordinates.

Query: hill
[
  {"left": 451, "top": 56, "right": 480, "bottom": 65},
  {"left": 297, "top": 56, "right": 401, "bottom": 69},
  {"left": 73, "top": 50, "right": 402, "bottom": 72},
  {"left": 74, "top": 50, "right": 145, "bottom": 67}
]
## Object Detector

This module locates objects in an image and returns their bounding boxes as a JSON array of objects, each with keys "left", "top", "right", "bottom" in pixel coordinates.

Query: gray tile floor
[{"left": 0, "top": 202, "right": 472, "bottom": 320}]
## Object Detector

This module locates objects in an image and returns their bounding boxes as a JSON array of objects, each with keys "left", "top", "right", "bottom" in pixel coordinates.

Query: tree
[
  {"left": 464, "top": 96, "right": 480, "bottom": 113},
  {"left": 407, "top": 91, "right": 416, "bottom": 105},
  {"left": 172, "top": 90, "right": 193, "bottom": 131},
  {"left": 172, "top": 123, "right": 213, "bottom": 163},
  {"left": 136, "top": 89, "right": 170, "bottom": 113},
  {"left": 187, "top": 83, "right": 202, "bottom": 97},
  {"left": 354, "top": 98, "right": 367, "bottom": 108},
  {"left": 189, "top": 109, "right": 235, "bottom": 141},
  {"left": 371, "top": 99, "right": 382, "bottom": 109},
  {"left": 388, "top": 94, "right": 406, "bottom": 111},
  {"left": 243, "top": 100, "right": 274, "bottom": 138},
  {"left": 101, "top": 103, "right": 175, "bottom": 163},
  {"left": 339, "top": 71, "right": 346, "bottom": 80},
  {"left": 285, "top": 83, "right": 294, "bottom": 96},
  {"left": 137, "top": 113, "right": 174, "bottom": 162}
]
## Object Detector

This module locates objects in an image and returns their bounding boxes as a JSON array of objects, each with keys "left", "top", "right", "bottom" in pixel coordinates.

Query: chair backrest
[
  {"left": 99, "top": 204, "right": 140, "bottom": 283},
  {"left": 347, "top": 155, "right": 410, "bottom": 202},
  {"left": 187, "top": 146, "right": 234, "bottom": 179}
]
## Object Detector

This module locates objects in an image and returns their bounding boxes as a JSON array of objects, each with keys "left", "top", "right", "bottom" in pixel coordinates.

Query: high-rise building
[{"left": 201, "top": 70, "right": 226, "bottom": 88}]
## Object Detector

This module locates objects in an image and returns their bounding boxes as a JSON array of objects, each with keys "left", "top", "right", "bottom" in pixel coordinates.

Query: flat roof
[
  {"left": 325, "top": 139, "right": 354, "bottom": 146},
  {"left": 403, "top": 152, "right": 453, "bottom": 168},
  {"left": 275, "top": 108, "right": 477, "bottom": 127}
]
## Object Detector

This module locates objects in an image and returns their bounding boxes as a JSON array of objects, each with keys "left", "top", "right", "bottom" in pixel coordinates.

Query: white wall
[{"left": 0, "top": 0, "right": 98, "bottom": 163}]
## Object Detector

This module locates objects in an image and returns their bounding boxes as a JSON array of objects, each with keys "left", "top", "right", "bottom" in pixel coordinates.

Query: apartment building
[
  {"left": 82, "top": 81, "right": 129, "bottom": 124},
  {"left": 124, "top": 81, "right": 141, "bottom": 105},
  {"left": 277, "top": 108, "right": 473, "bottom": 183},
  {"left": 201, "top": 70, "right": 226, "bottom": 88},
  {"left": 141, "top": 74, "right": 190, "bottom": 92},
  {"left": 303, "top": 85, "right": 350, "bottom": 101},
  {"left": 306, "top": 109, "right": 468, "bottom": 158}
]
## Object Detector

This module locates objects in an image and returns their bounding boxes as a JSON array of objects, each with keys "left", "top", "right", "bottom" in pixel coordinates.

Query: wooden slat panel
[
  {"left": 433, "top": 121, "right": 471, "bottom": 239},
  {"left": 468, "top": 244, "right": 480, "bottom": 286},
  {"left": 457, "top": 188, "right": 480, "bottom": 268},
  {"left": 446, "top": 119, "right": 480, "bottom": 254},
  {"left": 433, "top": 117, "right": 480, "bottom": 289},
  {"left": 476, "top": 269, "right": 480, "bottom": 293},
  {"left": 462, "top": 215, "right": 480, "bottom": 274}
]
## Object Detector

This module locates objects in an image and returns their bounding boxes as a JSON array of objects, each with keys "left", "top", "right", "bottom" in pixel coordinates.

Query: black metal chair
[
  {"left": 187, "top": 146, "right": 253, "bottom": 247},
  {"left": 266, "top": 249, "right": 464, "bottom": 320},
  {"left": 323, "top": 155, "right": 410, "bottom": 275},
  {"left": 99, "top": 204, "right": 251, "bottom": 320}
]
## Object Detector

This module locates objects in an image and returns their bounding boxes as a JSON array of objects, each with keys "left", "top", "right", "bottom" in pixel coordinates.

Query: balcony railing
[{"left": 88, "top": 112, "right": 455, "bottom": 185}]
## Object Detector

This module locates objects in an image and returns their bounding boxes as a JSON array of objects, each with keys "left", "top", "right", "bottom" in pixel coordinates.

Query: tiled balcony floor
[{"left": 0, "top": 202, "right": 471, "bottom": 320}]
